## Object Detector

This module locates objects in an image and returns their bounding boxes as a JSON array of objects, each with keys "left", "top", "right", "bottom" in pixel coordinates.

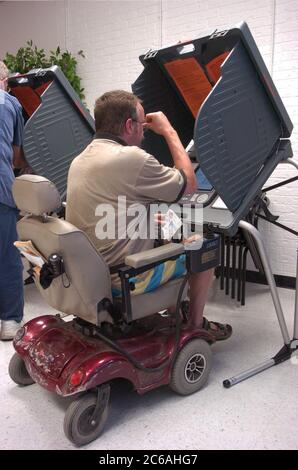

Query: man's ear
[{"left": 124, "top": 117, "right": 133, "bottom": 135}]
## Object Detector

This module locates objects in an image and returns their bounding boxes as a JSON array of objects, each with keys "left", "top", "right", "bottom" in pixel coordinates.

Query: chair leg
[
  {"left": 225, "top": 237, "right": 230, "bottom": 296},
  {"left": 237, "top": 244, "right": 243, "bottom": 302},
  {"left": 231, "top": 239, "right": 237, "bottom": 299},
  {"left": 220, "top": 234, "right": 225, "bottom": 290},
  {"left": 241, "top": 247, "right": 249, "bottom": 306}
]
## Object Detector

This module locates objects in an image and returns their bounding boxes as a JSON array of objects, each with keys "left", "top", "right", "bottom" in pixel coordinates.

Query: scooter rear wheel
[
  {"left": 170, "top": 338, "right": 212, "bottom": 395},
  {"left": 64, "top": 389, "right": 109, "bottom": 446}
]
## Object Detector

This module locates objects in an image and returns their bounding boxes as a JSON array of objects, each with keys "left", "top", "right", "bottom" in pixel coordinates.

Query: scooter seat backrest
[
  {"left": 12, "top": 174, "right": 61, "bottom": 216},
  {"left": 13, "top": 175, "right": 113, "bottom": 325}
]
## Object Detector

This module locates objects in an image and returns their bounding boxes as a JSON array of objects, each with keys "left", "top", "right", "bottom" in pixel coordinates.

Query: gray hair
[{"left": 0, "top": 61, "right": 9, "bottom": 81}]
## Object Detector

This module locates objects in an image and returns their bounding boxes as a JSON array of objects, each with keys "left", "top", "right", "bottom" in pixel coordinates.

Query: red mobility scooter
[{"left": 9, "top": 175, "right": 219, "bottom": 446}]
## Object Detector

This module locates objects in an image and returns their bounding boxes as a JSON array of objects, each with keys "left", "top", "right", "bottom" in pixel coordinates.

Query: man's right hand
[{"left": 144, "top": 111, "right": 175, "bottom": 137}]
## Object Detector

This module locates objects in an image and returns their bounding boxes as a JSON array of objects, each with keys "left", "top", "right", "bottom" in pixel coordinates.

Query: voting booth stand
[{"left": 132, "top": 21, "right": 298, "bottom": 385}]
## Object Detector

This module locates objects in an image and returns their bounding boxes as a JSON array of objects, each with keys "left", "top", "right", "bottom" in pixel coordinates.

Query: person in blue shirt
[{"left": 0, "top": 61, "right": 27, "bottom": 340}]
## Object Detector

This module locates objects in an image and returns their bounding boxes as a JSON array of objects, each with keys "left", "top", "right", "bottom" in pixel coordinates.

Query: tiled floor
[{"left": 1, "top": 279, "right": 297, "bottom": 450}]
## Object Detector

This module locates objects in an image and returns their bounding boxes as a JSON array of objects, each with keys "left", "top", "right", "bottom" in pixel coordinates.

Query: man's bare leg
[
  {"left": 168, "top": 268, "right": 232, "bottom": 339},
  {"left": 167, "top": 269, "right": 214, "bottom": 326},
  {"left": 188, "top": 269, "right": 214, "bottom": 328}
]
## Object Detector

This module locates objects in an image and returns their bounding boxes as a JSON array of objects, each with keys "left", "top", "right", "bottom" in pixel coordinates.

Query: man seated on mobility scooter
[
  {"left": 66, "top": 90, "right": 232, "bottom": 340},
  {"left": 9, "top": 89, "right": 232, "bottom": 447}
]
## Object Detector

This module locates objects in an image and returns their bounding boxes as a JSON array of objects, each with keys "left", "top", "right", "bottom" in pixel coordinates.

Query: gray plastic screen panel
[
  {"left": 23, "top": 81, "right": 93, "bottom": 195},
  {"left": 14, "top": 67, "right": 95, "bottom": 197},
  {"left": 194, "top": 41, "right": 281, "bottom": 213}
]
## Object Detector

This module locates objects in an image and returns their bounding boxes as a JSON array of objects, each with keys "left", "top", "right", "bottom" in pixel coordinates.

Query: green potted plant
[{"left": 4, "top": 40, "right": 85, "bottom": 100}]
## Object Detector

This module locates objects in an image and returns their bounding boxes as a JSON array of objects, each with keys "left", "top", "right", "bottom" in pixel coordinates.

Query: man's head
[
  {"left": 94, "top": 90, "right": 145, "bottom": 147},
  {"left": 0, "top": 61, "right": 9, "bottom": 91}
]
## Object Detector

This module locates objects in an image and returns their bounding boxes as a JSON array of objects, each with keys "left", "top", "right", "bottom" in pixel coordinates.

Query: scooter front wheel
[
  {"left": 64, "top": 386, "right": 110, "bottom": 446},
  {"left": 8, "top": 353, "right": 35, "bottom": 386}
]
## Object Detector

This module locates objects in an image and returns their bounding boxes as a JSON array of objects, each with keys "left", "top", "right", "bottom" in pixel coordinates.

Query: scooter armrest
[{"left": 125, "top": 243, "right": 184, "bottom": 269}]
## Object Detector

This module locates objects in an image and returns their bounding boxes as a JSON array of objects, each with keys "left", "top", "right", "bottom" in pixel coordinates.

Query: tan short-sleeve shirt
[{"left": 66, "top": 138, "right": 186, "bottom": 269}]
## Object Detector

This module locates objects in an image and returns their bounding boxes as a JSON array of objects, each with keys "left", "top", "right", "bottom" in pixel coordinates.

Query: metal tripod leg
[
  {"left": 239, "top": 221, "right": 290, "bottom": 342},
  {"left": 223, "top": 220, "right": 292, "bottom": 388},
  {"left": 281, "top": 158, "right": 298, "bottom": 172},
  {"left": 274, "top": 158, "right": 298, "bottom": 339}
]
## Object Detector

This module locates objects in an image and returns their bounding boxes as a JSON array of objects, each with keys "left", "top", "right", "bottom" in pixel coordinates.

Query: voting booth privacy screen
[
  {"left": 8, "top": 66, "right": 95, "bottom": 196},
  {"left": 132, "top": 21, "right": 293, "bottom": 234}
]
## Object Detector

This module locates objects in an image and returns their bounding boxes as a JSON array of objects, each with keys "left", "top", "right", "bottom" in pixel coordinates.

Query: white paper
[
  {"left": 161, "top": 209, "right": 182, "bottom": 240},
  {"left": 14, "top": 241, "right": 46, "bottom": 268}
]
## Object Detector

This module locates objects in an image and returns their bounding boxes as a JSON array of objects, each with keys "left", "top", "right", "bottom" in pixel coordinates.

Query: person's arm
[
  {"left": 12, "top": 95, "right": 26, "bottom": 169},
  {"left": 13, "top": 145, "right": 28, "bottom": 169},
  {"left": 0, "top": 77, "right": 7, "bottom": 91},
  {"left": 144, "top": 112, "right": 197, "bottom": 194}
]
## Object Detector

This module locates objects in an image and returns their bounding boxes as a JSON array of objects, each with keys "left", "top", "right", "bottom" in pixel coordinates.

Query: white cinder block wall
[{"left": 0, "top": 0, "right": 297, "bottom": 277}]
